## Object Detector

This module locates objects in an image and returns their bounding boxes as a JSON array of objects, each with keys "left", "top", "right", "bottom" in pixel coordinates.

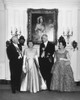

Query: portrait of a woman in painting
[
  {"left": 27, "top": 9, "right": 58, "bottom": 44},
  {"left": 34, "top": 16, "right": 45, "bottom": 41}
]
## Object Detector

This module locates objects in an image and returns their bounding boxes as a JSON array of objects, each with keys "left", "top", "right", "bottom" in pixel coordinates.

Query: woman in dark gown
[{"left": 50, "top": 36, "right": 75, "bottom": 92}]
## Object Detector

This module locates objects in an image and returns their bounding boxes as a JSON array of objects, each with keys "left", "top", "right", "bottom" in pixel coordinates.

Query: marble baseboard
[{"left": 0, "top": 80, "right": 10, "bottom": 84}]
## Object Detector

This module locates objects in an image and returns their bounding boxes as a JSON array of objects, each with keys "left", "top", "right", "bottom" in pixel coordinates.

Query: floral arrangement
[{"left": 72, "top": 40, "right": 78, "bottom": 50}]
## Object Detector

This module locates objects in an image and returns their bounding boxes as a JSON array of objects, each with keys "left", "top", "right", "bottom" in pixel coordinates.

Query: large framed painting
[{"left": 27, "top": 8, "right": 58, "bottom": 44}]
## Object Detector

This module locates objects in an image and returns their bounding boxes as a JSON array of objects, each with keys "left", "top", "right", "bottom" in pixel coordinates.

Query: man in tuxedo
[
  {"left": 39, "top": 34, "right": 55, "bottom": 90},
  {"left": 6, "top": 36, "right": 23, "bottom": 93}
]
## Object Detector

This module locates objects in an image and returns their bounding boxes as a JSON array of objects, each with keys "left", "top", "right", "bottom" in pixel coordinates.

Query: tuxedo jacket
[
  {"left": 39, "top": 41, "right": 55, "bottom": 60},
  {"left": 7, "top": 43, "right": 19, "bottom": 61},
  {"left": 6, "top": 43, "right": 23, "bottom": 71}
]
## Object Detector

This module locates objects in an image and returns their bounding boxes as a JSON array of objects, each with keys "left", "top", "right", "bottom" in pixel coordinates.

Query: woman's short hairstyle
[
  {"left": 58, "top": 36, "right": 66, "bottom": 48},
  {"left": 27, "top": 40, "right": 34, "bottom": 46}
]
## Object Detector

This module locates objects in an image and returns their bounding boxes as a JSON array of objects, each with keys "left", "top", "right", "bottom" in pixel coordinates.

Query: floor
[{"left": 0, "top": 84, "right": 80, "bottom": 100}]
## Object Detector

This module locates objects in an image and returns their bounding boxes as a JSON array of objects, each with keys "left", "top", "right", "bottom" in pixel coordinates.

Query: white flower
[{"left": 42, "top": 48, "right": 45, "bottom": 51}]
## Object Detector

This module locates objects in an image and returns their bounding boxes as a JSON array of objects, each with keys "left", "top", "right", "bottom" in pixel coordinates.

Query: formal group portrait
[
  {"left": 1, "top": 0, "right": 80, "bottom": 100},
  {"left": 5, "top": 8, "right": 77, "bottom": 96}
]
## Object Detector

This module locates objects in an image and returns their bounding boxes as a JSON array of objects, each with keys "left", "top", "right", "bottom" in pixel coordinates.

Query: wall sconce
[
  {"left": 11, "top": 28, "right": 21, "bottom": 36},
  {"left": 63, "top": 28, "right": 73, "bottom": 44}
]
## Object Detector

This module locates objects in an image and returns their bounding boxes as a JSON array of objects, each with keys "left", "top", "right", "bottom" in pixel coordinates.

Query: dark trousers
[
  {"left": 39, "top": 58, "right": 53, "bottom": 90},
  {"left": 10, "top": 60, "right": 22, "bottom": 92}
]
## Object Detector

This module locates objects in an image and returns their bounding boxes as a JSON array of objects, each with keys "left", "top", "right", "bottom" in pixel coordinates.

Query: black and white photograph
[{"left": 0, "top": 0, "right": 80, "bottom": 100}]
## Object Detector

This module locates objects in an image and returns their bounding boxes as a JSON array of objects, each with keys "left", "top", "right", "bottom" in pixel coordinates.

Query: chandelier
[{"left": 11, "top": 28, "right": 21, "bottom": 36}]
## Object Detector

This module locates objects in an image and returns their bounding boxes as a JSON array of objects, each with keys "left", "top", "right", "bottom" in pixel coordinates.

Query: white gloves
[{"left": 22, "top": 55, "right": 27, "bottom": 73}]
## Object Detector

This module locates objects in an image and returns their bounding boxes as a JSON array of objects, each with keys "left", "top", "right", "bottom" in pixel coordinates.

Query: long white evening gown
[{"left": 20, "top": 47, "right": 47, "bottom": 93}]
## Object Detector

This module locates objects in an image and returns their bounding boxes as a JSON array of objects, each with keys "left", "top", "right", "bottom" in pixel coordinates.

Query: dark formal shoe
[
  {"left": 48, "top": 89, "right": 51, "bottom": 91},
  {"left": 12, "top": 90, "right": 16, "bottom": 94},
  {"left": 47, "top": 88, "right": 51, "bottom": 91}
]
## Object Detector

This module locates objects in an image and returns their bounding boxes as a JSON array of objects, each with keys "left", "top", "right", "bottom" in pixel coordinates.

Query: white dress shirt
[
  {"left": 13, "top": 43, "right": 18, "bottom": 48},
  {"left": 44, "top": 41, "right": 48, "bottom": 47}
]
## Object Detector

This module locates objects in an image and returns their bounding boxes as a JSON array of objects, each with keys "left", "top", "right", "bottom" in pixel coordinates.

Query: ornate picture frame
[{"left": 27, "top": 8, "right": 58, "bottom": 44}]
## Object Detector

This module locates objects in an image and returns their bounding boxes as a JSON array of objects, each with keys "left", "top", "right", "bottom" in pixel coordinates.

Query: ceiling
[
  {"left": 0, "top": 0, "right": 80, "bottom": 7},
  {"left": 2, "top": 0, "right": 80, "bottom": 4}
]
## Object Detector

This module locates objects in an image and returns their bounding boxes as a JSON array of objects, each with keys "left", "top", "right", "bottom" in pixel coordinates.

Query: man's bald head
[{"left": 11, "top": 36, "right": 18, "bottom": 44}]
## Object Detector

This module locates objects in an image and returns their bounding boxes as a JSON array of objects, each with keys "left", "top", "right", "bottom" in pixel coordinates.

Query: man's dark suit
[
  {"left": 39, "top": 41, "right": 55, "bottom": 90},
  {"left": 6, "top": 43, "right": 23, "bottom": 93}
]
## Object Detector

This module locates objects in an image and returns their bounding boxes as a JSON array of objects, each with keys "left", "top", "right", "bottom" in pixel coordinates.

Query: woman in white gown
[{"left": 20, "top": 41, "right": 47, "bottom": 93}]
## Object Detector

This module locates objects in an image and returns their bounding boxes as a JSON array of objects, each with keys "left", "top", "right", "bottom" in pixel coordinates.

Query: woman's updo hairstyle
[{"left": 58, "top": 36, "right": 66, "bottom": 48}]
